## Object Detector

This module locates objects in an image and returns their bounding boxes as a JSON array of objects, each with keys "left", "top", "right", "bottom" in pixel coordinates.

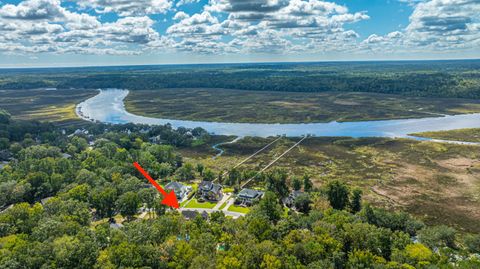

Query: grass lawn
[
  {"left": 227, "top": 205, "right": 250, "bottom": 214},
  {"left": 180, "top": 199, "right": 191, "bottom": 208},
  {"left": 184, "top": 198, "right": 217, "bottom": 209},
  {"left": 223, "top": 187, "right": 234, "bottom": 193}
]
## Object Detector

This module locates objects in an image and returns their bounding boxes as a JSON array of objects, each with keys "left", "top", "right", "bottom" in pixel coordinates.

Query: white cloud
[
  {"left": 76, "top": 0, "right": 173, "bottom": 16},
  {"left": 0, "top": 0, "right": 165, "bottom": 55}
]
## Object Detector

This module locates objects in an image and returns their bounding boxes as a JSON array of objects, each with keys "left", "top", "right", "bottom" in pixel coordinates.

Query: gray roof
[
  {"left": 165, "top": 181, "right": 187, "bottom": 193},
  {"left": 199, "top": 181, "right": 213, "bottom": 191},
  {"left": 291, "top": 190, "right": 304, "bottom": 198},
  {"left": 182, "top": 210, "right": 208, "bottom": 220},
  {"left": 238, "top": 188, "right": 263, "bottom": 199}
]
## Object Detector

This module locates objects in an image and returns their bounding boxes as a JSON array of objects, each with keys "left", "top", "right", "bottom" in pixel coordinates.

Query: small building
[
  {"left": 165, "top": 181, "right": 193, "bottom": 201},
  {"left": 61, "top": 153, "right": 72, "bottom": 159},
  {"left": 109, "top": 222, "right": 124, "bottom": 229},
  {"left": 235, "top": 188, "right": 264, "bottom": 206},
  {"left": 197, "top": 181, "right": 223, "bottom": 201},
  {"left": 283, "top": 190, "right": 304, "bottom": 208}
]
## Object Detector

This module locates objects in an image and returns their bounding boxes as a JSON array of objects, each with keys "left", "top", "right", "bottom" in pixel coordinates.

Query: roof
[
  {"left": 211, "top": 184, "right": 222, "bottom": 194},
  {"left": 182, "top": 210, "right": 209, "bottom": 220},
  {"left": 238, "top": 188, "right": 263, "bottom": 199},
  {"left": 199, "top": 181, "right": 213, "bottom": 191},
  {"left": 182, "top": 210, "right": 198, "bottom": 220},
  {"left": 165, "top": 181, "right": 187, "bottom": 193},
  {"left": 291, "top": 190, "right": 304, "bottom": 198}
]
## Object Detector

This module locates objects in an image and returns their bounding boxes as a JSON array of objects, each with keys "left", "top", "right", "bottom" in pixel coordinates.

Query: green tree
[
  {"left": 116, "top": 192, "right": 140, "bottom": 221},
  {"left": 292, "top": 177, "right": 302, "bottom": 191},
  {"left": 254, "top": 191, "right": 283, "bottom": 223},
  {"left": 196, "top": 163, "right": 204, "bottom": 176},
  {"left": 326, "top": 180, "right": 349, "bottom": 210},
  {"left": 350, "top": 188, "right": 362, "bottom": 213},
  {"left": 303, "top": 175, "right": 313, "bottom": 192},
  {"left": 0, "top": 109, "right": 11, "bottom": 124},
  {"left": 294, "top": 194, "right": 312, "bottom": 214},
  {"left": 203, "top": 169, "right": 215, "bottom": 181},
  {"left": 265, "top": 169, "right": 289, "bottom": 198},
  {"left": 418, "top": 225, "right": 457, "bottom": 249},
  {"left": 177, "top": 162, "right": 195, "bottom": 181},
  {"left": 91, "top": 186, "right": 117, "bottom": 219}
]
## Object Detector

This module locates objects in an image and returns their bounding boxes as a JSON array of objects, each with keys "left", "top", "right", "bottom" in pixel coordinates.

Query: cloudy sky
[{"left": 0, "top": 0, "right": 479, "bottom": 67}]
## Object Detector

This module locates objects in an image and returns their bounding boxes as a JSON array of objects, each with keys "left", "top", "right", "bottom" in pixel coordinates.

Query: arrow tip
[{"left": 161, "top": 190, "right": 179, "bottom": 209}]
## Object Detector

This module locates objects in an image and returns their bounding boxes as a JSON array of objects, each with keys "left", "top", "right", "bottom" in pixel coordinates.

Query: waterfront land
[{"left": 125, "top": 88, "right": 480, "bottom": 123}]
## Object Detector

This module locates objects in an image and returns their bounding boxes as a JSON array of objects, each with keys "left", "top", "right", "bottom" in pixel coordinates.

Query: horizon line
[{"left": 1, "top": 57, "right": 479, "bottom": 70}]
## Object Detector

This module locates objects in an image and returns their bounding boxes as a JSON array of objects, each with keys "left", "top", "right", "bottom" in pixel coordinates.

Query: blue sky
[{"left": 0, "top": 0, "right": 478, "bottom": 67}]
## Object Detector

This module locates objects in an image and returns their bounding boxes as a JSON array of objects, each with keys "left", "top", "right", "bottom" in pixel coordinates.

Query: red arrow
[{"left": 133, "top": 162, "right": 179, "bottom": 209}]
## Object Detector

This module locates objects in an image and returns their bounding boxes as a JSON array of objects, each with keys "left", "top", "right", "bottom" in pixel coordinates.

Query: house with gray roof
[
  {"left": 165, "top": 181, "right": 192, "bottom": 201},
  {"left": 235, "top": 188, "right": 264, "bottom": 206},
  {"left": 197, "top": 181, "right": 223, "bottom": 201},
  {"left": 283, "top": 190, "right": 306, "bottom": 209}
]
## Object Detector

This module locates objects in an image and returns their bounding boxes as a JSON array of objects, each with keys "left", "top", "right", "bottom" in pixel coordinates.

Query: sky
[{"left": 0, "top": 0, "right": 479, "bottom": 67}]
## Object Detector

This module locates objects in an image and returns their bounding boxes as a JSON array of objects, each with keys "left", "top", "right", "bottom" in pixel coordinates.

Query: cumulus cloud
[
  {"left": 405, "top": 0, "right": 480, "bottom": 48},
  {"left": 0, "top": 0, "right": 477, "bottom": 58},
  {"left": 169, "top": 0, "right": 368, "bottom": 53},
  {"left": 0, "top": 0, "right": 165, "bottom": 55},
  {"left": 76, "top": 0, "right": 173, "bottom": 16}
]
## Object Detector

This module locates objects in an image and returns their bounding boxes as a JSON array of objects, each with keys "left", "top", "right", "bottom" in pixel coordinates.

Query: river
[{"left": 76, "top": 89, "right": 480, "bottom": 139}]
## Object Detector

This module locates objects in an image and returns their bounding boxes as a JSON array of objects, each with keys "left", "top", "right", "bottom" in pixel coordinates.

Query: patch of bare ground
[{"left": 373, "top": 158, "right": 480, "bottom": 232}]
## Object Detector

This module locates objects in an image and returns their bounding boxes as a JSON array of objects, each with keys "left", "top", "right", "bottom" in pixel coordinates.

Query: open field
[
  {"left": 180, "top": 136, "right": 480, "bottom": 232},
  {"left": 0, "top": 89, "right": 97, "bottom": 125},
  {"left": 412, "top": 128, "right": 480, "bottom": 143},
  {"left": 125, "top": 88, "right": 480, "bottom": 123}
]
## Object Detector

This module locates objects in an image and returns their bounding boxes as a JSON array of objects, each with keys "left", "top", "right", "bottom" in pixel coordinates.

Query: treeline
[{"left": 1, "top": 60, "right": 480, "bottom": 98}]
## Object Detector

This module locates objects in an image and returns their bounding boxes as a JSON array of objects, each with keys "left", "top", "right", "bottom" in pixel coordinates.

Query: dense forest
[
  {"left": 1, "top": 109, "right": 479, "bottom": 268},
  {"left": 1, "top": 60, "right": 480, "bottom": 98}
]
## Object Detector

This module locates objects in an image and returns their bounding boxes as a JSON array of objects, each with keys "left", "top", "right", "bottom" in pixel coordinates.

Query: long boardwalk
[
  {"left": 241, "top": 136, "right": 308, "bottom": 188},
  {"left": 214, "top": 135, "right": 283, "bottom": 182}
]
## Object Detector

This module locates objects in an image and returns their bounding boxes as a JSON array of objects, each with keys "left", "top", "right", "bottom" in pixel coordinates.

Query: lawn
[
  {"left": 222, "top": 187, "right": 234, "bottom": 193},
  {"left": 227, "top": 205, "right": 250, "bottom": 214},
  {"left": 183, "top": 198, "right": 217, "bottom": 209},
  {"left": 125, "top": 88, "right": 480, "bottom": 124}
]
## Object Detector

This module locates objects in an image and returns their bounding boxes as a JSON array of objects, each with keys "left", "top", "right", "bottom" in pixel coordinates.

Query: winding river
[{"left": 76, "top": 89, "right": 480, "bottom": 139}]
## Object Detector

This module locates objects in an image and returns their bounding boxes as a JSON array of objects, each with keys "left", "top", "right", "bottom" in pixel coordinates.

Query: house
[
  {"left": 235, "top": 188, "right": 264, "bottom": 206},
  {"left": 165, "top": 181, "right": 192, "bottom": 201},
  {"left": 283, "top": 190, "right": 304, "bottom": 208},
  {"left": 197, "top": 181, "right": 223, "bottom": 201},
  {"left": 181, "top": 210, "right": 209, "bottom": 220}
]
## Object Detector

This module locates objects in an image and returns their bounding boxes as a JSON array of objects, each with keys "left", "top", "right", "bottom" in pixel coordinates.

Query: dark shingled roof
[{"left": 238, "top": 188, "right": 263, "bottom": 199}]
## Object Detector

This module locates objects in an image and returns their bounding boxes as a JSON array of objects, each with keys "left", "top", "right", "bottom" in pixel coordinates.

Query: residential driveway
[{"left": 213, "top": 193, "right": 231, "bottom": 210}]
